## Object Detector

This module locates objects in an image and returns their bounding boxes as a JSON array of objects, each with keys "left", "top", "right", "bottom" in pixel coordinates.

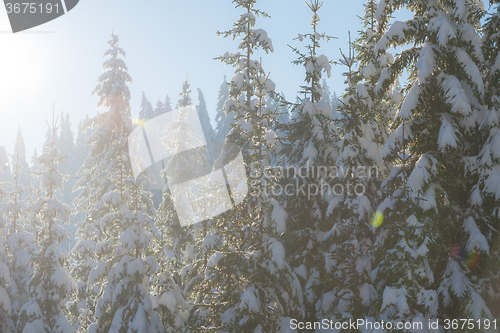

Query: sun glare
[{"left": 0, "top": 36, "right": 45, "bottom": 114}]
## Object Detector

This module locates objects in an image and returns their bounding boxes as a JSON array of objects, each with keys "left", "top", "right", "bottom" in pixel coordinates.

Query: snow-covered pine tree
[
  {"left": 13, "top": 128, "right": 30, "bottom": 187},
  {"left": 24, "top": 150, "right": 43, "bottom": 236},
  {"left": 373, "top": 0, "right": 490, "bottom": 324},
  {"left": 470, "top": 0, "right": 500, "bottom": 318},
  {"left": 163, "top": 95, "right": 173, "bottom": 114},
  {"left": 0, "top": 230, "right": 12, "bottom": 333},
  {"left": 73, "top": 32, "right": 133, "bottom": 237},
  {"left": 267, "top": 92, "right": 290, "bottom": 136},
  {"left": 138, "top": 92, "right": 155, "bottom": 122},
  {"left": 3, "top": 139, "right": 38, "bottom": 330},
  {"left": 154, "top": 94, "right": 211, "bottom": 329},
  {"left": 74, "top": 116, "right": 91, "bottom": 172},
  {"left": 214, "top": 75, "right": 234, "bottom": 142},
  {"left": 154, "top": 78, "right": 196, "bottom": 267},
  {"left": 72, "top": 32, "right": 134, "bottom": 329},
  {"left": 331, "top": 91, "right": 340, "bottom": 118},
  {"left": 69, "top": 210, "right": 97, "bottom": 332},
  {"left": 177, "top": 77, "right": 192, "bottom": 110},
  {"left": 43, "top": 127, "right": 59, "bottom": 154},
  {"left": 17, "top": 111, "right": 76, "bottom": 333},
  {"left": 70, "top": 33, "right": 164, "bottom": 333},
  {"left": 318, "top": 39, "right": 382, "bottom": 329},
  {"left": 155, "top": 80, "right": 222, "bottom": 316},
  {"left": 154, "top": 100, "right": 164, "bottom": 118},
  {"left": 196, "top": 88, "right": 218, "bottom": 162},
  {"left": 320, "top": 79, "right": 332, "bottom": 108},
  {"left": 0, "top": 155, "right": 13, "bottom": 333},
  {"left": 58, "top": 113, "right": 76, "bottom": 160},
  {"left": 57, "top": 114, "right": 79, "bottom": 251},
  {"left": 58, "top": 114, "right": 77, "bottom": 204},
  {"left": 277, "top": 94, "right": 290, "bottom": 126},
  {"left": 277, "top": 0, "right": 337, "bottom": 325},
  {"left": 187, "top": 1, "right": 304, "bottom": 332},
  {"left": 71, "top": 116, "right": 92, "bottom": 229},
  {"left": 319, "top": 0, "right": 401, "bottom": 324},
  {"left": 87, "top": 152, "right": 165, "bottom": 333},
  {"left": 0, "top": 146, "right": 13, "bottom": 186}
]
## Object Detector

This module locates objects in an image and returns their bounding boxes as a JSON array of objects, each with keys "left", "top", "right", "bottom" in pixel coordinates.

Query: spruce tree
[
  {"left": 214, "top": 75, "right": 233, "bottom": 141},
  {"left": 177, "top": 77, "right": 192, "bottom": 109},
  {"left": 73, "top": 32, "right": 133, "bottom": 234},
  {"left": 58, "top": 113, "right": 78, "bottom": 226},
  {"left": 138, "top": 92, "right": 155, "bottom": 122},
  {"left": 87, "top": 155, "right": 164, "bottom": 333},
  {"left": 74, "top": 116, "right": 91, "bottom": 172},
  {"left": 69, "top": 198, "right": 98, "bottom": 332},
  {"left": 163, "top": 95, "right": 173, "bottom": 114},
  {"left": 279, "top": 0, "right": 337, "bottom": 325},
  {"left": 17, "top": 112, "right": 76, "bottom": 333},
  {"left": 0, "top": 146, "right": 13, "bottom": 186},
  {"left": 332, "top": 91, "right": 341, "bottom": 119},
  {"left": 318, "top": 0, "right": 399, "bottom": 324},
  {"left": 3, "top": 140, "right": 37, "bottom": 331},
  {"left": 320, "top": 79, "right": 332, "bottom": 108},
  {"left": 154, "top": 78, "right": 196, "bottom": 269},
  {"left": 154, "top": 100, "right": 164, "bottom": 118},
  {"left": 0, "top": 156, "right": 13, "bottom": 333},
  {"left": 13, "top": 128, "right": 30, "bottom": 187},
  {"left": 188, "top": 1, "right": 304, "bottom": 332},
  {"left": 470, "top": 0, "right": 500, "bottom": 318},
  {"left": 196, "top": 88, "right": 218, "bottom": 162},
  {"left": 373, "top": 0, "right": 489, "bottom": 324}
]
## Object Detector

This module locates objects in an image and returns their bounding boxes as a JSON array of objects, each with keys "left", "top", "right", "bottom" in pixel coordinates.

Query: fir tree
[
  {"left": 0, "top": 156, "right": 13, "bottom": 333},
  {"left": 374, "top": 0, "right": 489, "bottom": 324},
  {"left": 73, "top": 32, "right": 133, "bottom": 231},
  {"left": 17, "top": 112, "right": 76, "bottom": 333},
  {"left": 58, "top": 113, "right": 78, "bottom": 208},
  {"left": 13, "top": 128, "right": 30, "bottom": 187},
  {"left": 189, "top": 1, "right": 304, "bottom": 332},
  {"left": 163, "top": 95, "right": 173, "bottom": 114},
  {"left": 331, "top": 91, "right": 341, "bottom": 119},
  {"left": 138, "top": 92, "right": 155, "bottom": 122},
  {"left": 0, "top": 146, "right": 13, "bottom": 186},
  {"left": 74, "top": 116, "right": 91, "bottom": 170},
  {"left": 320, "top": 79, "right": 332, "bottom": 108},
  {"left": 196, "top": 88, "right": 217, "bottom": 162},
  {"left": 3, "top": 139, "right": 37, "bottom": 331},
  {"left": 71, "top": 32, "right": 134, "bottom": 331},
  {"left": 470, "top": 0, "right": 500, "bottom": 318},
  {"left": 214, "top": 76, "right": 234, "bottom": 142},
  {"left": 279, "top": 0, "right": 337, "bottom": 325},
  {"left": 88, "top": 156, "right": 164, "bottom": 333},
  {"left": 177, "top": 77, "right": 192, "bottom": 109},
  {"left": 154, "top": 100, "right": 164, "bottom": 118},
  {"left": 71, "top": 33, "right": 164, "bottom": 333}
]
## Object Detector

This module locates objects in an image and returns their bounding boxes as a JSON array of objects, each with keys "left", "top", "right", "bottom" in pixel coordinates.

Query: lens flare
[
  {"left": 464, "top": 251, "right": 480, "bottom": 271},
  {"left": 449, "top": 244, "right": 465, "bottom": 259},
  {"left": 450, "top": 244, "right": 480, "bottom": 270},
  {"left": 133, "top": 118, "right": 144, "bottom": 126},
  {"left": 370, "top": 211, "right": 384, "bottom": 228}
]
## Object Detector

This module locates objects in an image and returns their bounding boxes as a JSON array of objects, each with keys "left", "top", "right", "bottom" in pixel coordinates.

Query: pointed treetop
[
  {"left": 164, "top": 94, "right": 173, "bottom": 113},
  {"left": 178, "top": 75, "right": 192, "bottom": 108},
  {"left": 93, "top": 31, "right": 132, "bottom": 113}
]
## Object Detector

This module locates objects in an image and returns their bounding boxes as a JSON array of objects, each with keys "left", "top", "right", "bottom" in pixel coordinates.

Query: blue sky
[{"left": 0, "top": 0, "right": 396, "bottom": 159}]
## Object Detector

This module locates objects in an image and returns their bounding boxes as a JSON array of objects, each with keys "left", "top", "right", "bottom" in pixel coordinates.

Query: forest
[{"left": 1, "top": 0, "right": 500, "bottom": 332}]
